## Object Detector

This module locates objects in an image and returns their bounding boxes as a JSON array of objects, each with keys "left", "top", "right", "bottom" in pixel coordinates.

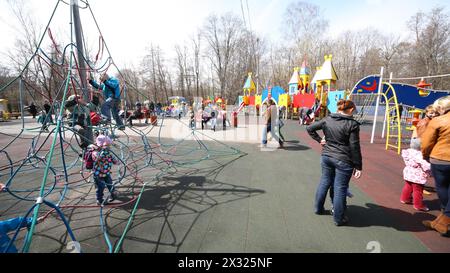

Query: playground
[
  {"left": 1, "top": 116, "right": 449, "bottom": 253},
  {"left": 1, "top": 0, "right": 450, "bottom": 254}
]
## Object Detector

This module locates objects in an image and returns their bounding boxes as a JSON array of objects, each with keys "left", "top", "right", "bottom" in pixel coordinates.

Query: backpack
[
  {"left": 90, "top": 112, "right": 101, "bottom": 126},
  {"left": 83, "top": 150, "right": 95, "bottom": 170}
]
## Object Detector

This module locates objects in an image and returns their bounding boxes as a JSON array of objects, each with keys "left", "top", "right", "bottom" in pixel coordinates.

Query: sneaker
[
  {"left": 414, "top": 206, "right": 430, "bottom": 212},
  {"left": 400, "top": 200, "right": 412, "bottom": 205},
  {"left": 315, "top": 208, "right": 325, "bottom": 215},
  {"left": 117, "top": 126, "right": 126, "bottom": 131},
  {"left": 100, "top": 119, "right": 111, "bottom": 125},
  {"left": 96, "top": 200, "right": 104, "bottom": 206},
  {"left": 107, "top": 193, "right": 116, "bottom": 203},
  {"left": 335, "top": 216, "right": 349, "bottom": 226}
]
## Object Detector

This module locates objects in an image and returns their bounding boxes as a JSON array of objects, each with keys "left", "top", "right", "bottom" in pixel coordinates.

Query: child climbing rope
[
  {"left": 91, "top": 135, "right": 119, "bottom": 206},
  {"left": 0, "top": 184, "right": 44, "bottom": 253},
  {"left": 65, "top": 95, "right": 92, "bottom": 149},
  {"left": 0, "top": 217, "right": 33, "bottom": 253},
  {"left": 88, "top": 73, "right": 125, "bottom": 130}
]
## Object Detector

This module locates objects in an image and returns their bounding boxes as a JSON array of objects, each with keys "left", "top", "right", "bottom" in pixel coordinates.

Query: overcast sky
[{"left": 0, "top": 0, "right": 449, "bottom": 68}]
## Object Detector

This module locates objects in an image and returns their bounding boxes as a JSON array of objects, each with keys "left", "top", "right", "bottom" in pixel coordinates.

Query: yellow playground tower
[{"left": 311, "top": 54, "right": 338, "bottom": 118}]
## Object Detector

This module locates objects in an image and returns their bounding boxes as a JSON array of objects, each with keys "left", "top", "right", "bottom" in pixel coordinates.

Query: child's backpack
[
  {"left": 90, "top": 112, "right": 101, "bottom": 126},
  {"left": 83, "top": 149, "right": 95, "bottom": 170}
]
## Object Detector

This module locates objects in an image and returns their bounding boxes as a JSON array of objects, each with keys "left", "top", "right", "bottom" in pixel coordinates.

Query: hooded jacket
[
  {"left": 0, "top": 217, "right": 32, "bottom": 253},
  {"left": 307, "top": 113, "right": 362, "bottom": 170},
  {"left": 89, "top": 77, "right": 121, "bottom": 100},
  {"left": 402, "top": 148, "right": 431, "bottom": 184}
]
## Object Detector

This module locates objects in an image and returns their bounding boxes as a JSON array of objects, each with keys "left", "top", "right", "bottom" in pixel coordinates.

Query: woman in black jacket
[{"left": 307, "top": 100, "right": 362, "bottom": 226}]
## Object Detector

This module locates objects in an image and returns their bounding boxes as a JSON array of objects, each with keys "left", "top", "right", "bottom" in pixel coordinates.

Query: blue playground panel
[
  {"left": 289, "top": 84, "right": 297, "bottom": 96},
  {"left": 238, "top": 96, "right": 244, "bottom": 106},
  {"left": 261, "top": 86, "right": 286, "bottom": 104},
  {"left": 352, "top": 75, "right": 450, "bottom": 109},
  {"left": 327, "top": 90, "right": 347, "bottom": 113}
]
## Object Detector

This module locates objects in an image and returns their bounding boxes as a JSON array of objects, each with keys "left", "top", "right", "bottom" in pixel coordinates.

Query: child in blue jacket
[
  {"left": 0, "top": 183, "right": 43, "bottom": 253},
  {"left": 89, "top": 73, "right": 124, "bottom": 130},
  {"left": 0, "top": 217, "right": 33, "bottom": 253}
]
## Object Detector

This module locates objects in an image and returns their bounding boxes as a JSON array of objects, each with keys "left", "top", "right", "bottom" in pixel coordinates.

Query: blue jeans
[
  {"left": 94, "top": 175, "right": 115, "bottom": 203},
  {"left": 262, "top": 124, "right": 282, "bottom": 145},
  {"left": 431, "top": 164, "right": 450, "bottom": 217},
  {"left": 101, "top": 98, "right": 124, "bottom": 127},
  {"left": 210, "top": 118, "right": 217, "bottom": 129},
  {"left": 44, "top": 112, "right": 53, "bottom": 124},
  {"left": 315, "top": 156, "right": 354, "bottom": 224}
]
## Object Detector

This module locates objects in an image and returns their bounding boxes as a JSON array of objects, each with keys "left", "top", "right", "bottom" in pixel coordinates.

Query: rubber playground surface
[{"left": 0, "top": 116, "right": 449, "bottom": 253}]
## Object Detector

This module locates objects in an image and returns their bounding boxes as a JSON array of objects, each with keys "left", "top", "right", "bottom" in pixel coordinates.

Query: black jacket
[
  {"left": 44, "top": 103, "right": 51, "bottom": 114},
  {"left": 306, "top": 113, "right": 362, "bottom": 170}
]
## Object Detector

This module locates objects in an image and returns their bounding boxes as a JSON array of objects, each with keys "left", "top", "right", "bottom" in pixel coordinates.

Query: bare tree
[
  {"left": 408, "top": 7, "right": 450, "bottom": 88},
  {"left": 142, "top": 45, "right": 171, "bottom": 103},
  {"left": 202, "top": 13, "right": 244, "bottom": 98},
  {"left": 119, "top": 67, "right": 143, "bottom": 106},
  {"left": 4, "top": 0, "right": 77, "bottom": 105},
  {"left": 192, "top": 32, "right": 201, "bottom": 98},
  {"left": 283, "top": 1, "right": 329, "bottom": 61},
  {"left": 175, "top": 44, "right": 188, "bottom": 98},
  {"left": 380, "top": 34, "right": 402, "bottom": 75}
]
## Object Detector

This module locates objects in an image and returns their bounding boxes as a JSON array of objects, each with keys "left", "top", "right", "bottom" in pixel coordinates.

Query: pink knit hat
[{"left": 96, "top": 135, "right": 112, "bottom": 147}]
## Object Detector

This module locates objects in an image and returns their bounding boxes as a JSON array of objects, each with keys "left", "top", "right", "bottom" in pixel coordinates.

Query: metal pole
[
  {"left": 371, "top": 67, "right": 384, "bottom": 144},
  {"left": 382, "top": 72, "right": 393, "bottom": 139},
  {"left": 71, "top": 0, "right": 93, "bottom": 144},
  {"left": 19, "top": 78, "right": 25, "bottom": 129},
  {"left": 71, "top": 0, "right": 88, "bottom": 101}
]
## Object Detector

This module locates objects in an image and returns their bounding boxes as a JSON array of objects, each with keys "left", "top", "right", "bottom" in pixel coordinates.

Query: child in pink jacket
[{"left": 400, "top": 140, "right": 431, "bottom": 211}]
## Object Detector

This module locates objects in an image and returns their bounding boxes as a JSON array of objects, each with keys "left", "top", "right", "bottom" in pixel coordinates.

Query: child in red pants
[{"left": 400, "top": 140, "right": 432, "bottom": 211}]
